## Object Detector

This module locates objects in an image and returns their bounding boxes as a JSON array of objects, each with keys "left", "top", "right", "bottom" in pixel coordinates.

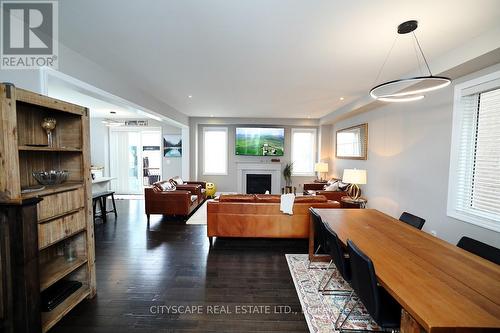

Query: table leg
[{"left": 401, "top": 309, "right": 425, "bottom": 333}]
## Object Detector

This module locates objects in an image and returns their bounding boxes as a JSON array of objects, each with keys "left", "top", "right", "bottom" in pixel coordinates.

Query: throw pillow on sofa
[
  {"left": 171, "top": 176, "right": 184, "bottom": 185},
  {"left": 324, "top": 181, "right": 339, "bottom": 191},
  {"left": 161, "top": 181, "right": 176, "bottom": 191}
]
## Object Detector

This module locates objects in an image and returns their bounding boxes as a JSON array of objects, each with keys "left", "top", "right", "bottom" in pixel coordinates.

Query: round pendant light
[{"left": 369, "top": 20, "right": 451, "bottom": 102}]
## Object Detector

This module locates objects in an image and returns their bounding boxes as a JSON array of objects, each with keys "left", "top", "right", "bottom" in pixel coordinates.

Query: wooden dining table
[{"left": 311, "top": 208, "right": 500, "bottom": 333}]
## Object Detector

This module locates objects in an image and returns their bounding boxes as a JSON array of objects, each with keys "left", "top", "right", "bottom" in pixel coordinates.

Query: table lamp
[
  {"left": 314, "top": 162, "right": 329, "bottom": 182},
  {"left": 342, "top": 169, "right": 366, "bottom": 201}
]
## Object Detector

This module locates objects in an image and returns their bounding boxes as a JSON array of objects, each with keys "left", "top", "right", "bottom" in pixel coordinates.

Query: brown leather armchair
[{"left": 144, "top": 187, "right": 200, "bottom": 222}]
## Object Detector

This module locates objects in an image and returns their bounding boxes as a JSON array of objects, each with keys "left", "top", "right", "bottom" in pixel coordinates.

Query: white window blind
[
  {"left": 448, "top": 71, "right": 500, "bottom": 232},
  {"left": 203, "top": 127, "right": 228, "bottom": 175},
  {"left": 291, "top": 128, "right": 317, "bottom": 176}
]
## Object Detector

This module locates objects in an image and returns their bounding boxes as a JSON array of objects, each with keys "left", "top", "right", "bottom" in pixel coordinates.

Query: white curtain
[{"left": 109, "top": 130, "right": 132, "bottom": 194}]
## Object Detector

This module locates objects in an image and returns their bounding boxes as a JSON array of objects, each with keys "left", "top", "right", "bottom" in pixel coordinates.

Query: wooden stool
[{"left": 92, "top": 191, "right": 117, "bottom": 222}]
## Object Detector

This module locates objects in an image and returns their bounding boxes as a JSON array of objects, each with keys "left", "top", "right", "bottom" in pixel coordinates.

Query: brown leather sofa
[
  {"left": 303, "top": 182, "right": 350, "bottom": 202},
  {"left": 207, "top": 194, "right": 340, "bottom": 245},
  {"left": 144, "top": 182, "right": 205, "bottom": 222}
]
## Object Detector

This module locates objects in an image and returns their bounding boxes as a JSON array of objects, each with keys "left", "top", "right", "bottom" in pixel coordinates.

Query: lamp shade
[
  {"left": 342, "top": 169, "right": 367, "bottom": 185},
  {"left": 314, "top": 162, "right": 329, "bottom": 173}
]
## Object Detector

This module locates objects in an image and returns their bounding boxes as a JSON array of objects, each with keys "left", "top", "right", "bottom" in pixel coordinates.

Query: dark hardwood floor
[{"left": 51, "top": 199, "right": 309, "bottom": 333}]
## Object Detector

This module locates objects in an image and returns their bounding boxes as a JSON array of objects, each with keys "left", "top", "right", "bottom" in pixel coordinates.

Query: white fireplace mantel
[{"left": 236, "top": 162, "right": 282, "bottom": 194}]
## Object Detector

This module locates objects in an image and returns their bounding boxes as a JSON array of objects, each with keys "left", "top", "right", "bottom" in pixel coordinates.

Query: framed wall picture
[
  {"left": 336, "top": 123, "right": 368, "bottom": 160},
  {"left": 163, "top": 134, "right": 182, "bottom": 157}
]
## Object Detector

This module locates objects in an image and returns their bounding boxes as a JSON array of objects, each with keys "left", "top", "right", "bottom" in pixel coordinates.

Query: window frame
[
  {"left": 447, "top": 70, "right": 500, "bottom": 232},
  {"left": 202, "top": 126, "right": 228, "bottom": 176},
  {"left": 291, "top": 128, "right": 317, "bottom": 177}
]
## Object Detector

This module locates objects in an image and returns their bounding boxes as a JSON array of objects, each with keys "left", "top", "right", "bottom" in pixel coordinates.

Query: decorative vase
[{"left": 41, "top": 117, "right": 57, "bottom": 147}]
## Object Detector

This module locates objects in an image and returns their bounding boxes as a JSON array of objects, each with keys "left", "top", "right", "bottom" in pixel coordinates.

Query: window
[
  {"left": 203, "top": 127, "right": 228, "bottom": 175},
  {"left": 291, "top": 128, "right": 317, "bottom": 176},
  {"left": 448, "top": 70, "right": 500, "bottom": 232}
]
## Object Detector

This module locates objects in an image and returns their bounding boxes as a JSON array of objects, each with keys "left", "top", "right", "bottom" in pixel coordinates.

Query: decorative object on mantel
[
  {"left": 41, "top": 117, "right": 56, "bottom": 147},
  {"left": 342, "top": 169, "right": 367, "bottom": 201},
  {"left": 271, "top": 158, "right": 281, "bottom": 162},
  {"left": 370, "top": 20, "right": 451, "bottom": 102},
  {"left": 336, "top": 123, "right": 368, "bottom": 160},
  {"left": 314, "top": 162, "right": 328, "bottom": 182},
  {"left": 283, "top": 162, "right": 293, "bottom": 194}
]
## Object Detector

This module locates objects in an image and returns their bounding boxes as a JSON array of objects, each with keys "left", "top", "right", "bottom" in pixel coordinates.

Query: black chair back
[
  {"left": 310, "top": 208, "right": 328, "bottom": 253},
  {"left": 347, "top": 240, "right": 380, "bottom": 321},
  {"left": 457, "top": 237, "right": 500, "bottom": 265},
  {"left": 325, "top": 228, "right": 350, "bottom": 282},
  {"left": 399, "top": 212, "right": 425, "bottom": 230}
]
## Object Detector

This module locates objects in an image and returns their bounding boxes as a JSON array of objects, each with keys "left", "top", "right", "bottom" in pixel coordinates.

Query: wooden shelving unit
[
  {"left": 0, "top": 83, "right": 96, "bottom": 333},
  {"left": 40, "top": 284, "right": 90, "bottom": 333}
]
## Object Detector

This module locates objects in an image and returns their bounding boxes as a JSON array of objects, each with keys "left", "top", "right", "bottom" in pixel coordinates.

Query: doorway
[{"left": 109, "top": 127, "right": 162, "bottom": 194}]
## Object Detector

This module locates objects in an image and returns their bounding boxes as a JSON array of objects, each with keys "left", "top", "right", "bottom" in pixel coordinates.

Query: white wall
[
  {"left": 89, "top": 118, "right": 110, "bottom": 174},
  {"left": 331, "top": 63, "right": 500, "bottom": 247},
  {"left": 189, "top": 117, "right": 320, "bottom": 192}
]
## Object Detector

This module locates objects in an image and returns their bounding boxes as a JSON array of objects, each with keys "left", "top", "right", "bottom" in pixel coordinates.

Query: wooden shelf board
[
  {"left": 41, "top": 284, "right": 90, "bottom": 333},
  {"left": 21, "top": 182, "right": 84, "bottom": 199},
  {"left": 39, "top": 229, "right": 86, "bottom": 251},
  {"left": 38, "top": 207, "right": 84, "bottom": 224},
  {"left": 18, "top": 146, "right": 82, "bottom": 152},
  {"left": 40, "top": 257, "right": 88, "bottom": 291}
]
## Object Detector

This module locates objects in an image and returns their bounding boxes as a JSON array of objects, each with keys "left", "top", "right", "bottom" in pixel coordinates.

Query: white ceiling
[
  {"left": 48, "top": 78, "right": 144, "bottom": 119},
  {"left": 59, "top": 0, "right": 500, "bottom": 119}
]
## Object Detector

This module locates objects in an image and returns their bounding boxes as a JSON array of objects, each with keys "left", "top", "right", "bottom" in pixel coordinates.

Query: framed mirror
[{"left": 336, "top": 123, "right": 368, "bottom": 160}]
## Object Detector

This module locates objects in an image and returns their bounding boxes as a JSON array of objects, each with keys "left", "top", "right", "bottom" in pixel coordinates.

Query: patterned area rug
[{"left": 285, "top": 254, "right": 383, "bottom": 332}]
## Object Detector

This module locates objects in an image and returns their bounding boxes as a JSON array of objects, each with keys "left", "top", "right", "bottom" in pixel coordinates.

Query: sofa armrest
[
  {"left": 176, "top": 184, "right": 201, "bottom": 194},
  {"left": 145, "top": 188, "right": 192, "bottom": 215}
]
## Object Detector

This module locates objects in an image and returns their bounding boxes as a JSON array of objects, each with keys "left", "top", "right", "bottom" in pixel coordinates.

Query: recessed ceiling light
[
  {"left": 339, "top": 97, "right": 344, "bottom": 101},
  {"left": 188, "top": 95, "right": 193, "bottom": 98}
]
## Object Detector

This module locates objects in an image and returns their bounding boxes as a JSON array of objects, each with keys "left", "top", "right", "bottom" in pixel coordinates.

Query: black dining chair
[
  {"left": 308, "top": 208, "right": 329, "bottom": 269},
  {"left": 319, "top": 227, "right": 352, "bottom": 295},
  {"left": 457, "top": 236, "right": 500, "bottom": 265},
  {"left": 399, "top": 212, "right": 425, "bottom": 230},
  {"left": 336, "top": 240, "right": 401, "bottom": 331}
]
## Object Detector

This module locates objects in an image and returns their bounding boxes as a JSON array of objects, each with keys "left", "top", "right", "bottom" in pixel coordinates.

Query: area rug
[
  {"left": 186, "top": 199, "right": 211, "bottom": 224},
  {"left": 285, "top": 254, "right": 382, "bottom": 332}
]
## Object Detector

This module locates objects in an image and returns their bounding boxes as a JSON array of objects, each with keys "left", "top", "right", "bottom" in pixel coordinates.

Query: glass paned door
[{"left": 109, "top": 128, "right": 162, "bottom": 194}]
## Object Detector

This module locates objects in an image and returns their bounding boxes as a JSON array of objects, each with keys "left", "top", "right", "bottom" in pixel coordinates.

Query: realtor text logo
[{"left": 1, "top": 1, "right": 58, "bottom": 69}]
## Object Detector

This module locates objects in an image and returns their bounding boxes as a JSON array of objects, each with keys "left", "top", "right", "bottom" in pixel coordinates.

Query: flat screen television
[{"left": 235, "top": 127, "right": 284, "bottom": 156}]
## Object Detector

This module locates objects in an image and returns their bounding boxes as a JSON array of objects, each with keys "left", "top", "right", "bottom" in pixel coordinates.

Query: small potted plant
[{"left": 283, "top": 162, "right": 293, "bottom": 194}]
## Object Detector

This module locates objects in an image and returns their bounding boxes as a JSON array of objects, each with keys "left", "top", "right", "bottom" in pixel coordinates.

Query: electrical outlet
[{"left": 430, "top": 230, "right": 437, "bottom": 237}]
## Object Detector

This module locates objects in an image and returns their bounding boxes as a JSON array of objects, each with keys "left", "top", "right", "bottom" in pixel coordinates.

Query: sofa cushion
[
  {"left": 255, "top": 194, "right": 281, "bottom": 203},
  {"left": 294, "top": 195, "right": 328, "bottom": 203},
  {"left": 219, "top": 194, "right": 256, "bottom": 202}
]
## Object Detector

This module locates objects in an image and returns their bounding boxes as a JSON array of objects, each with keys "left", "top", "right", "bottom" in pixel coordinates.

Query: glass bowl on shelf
[{"left": 32, "top": 170, "right": 69, "bottom": 186}]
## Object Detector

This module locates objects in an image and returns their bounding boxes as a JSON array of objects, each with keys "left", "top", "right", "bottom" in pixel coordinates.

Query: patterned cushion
[{"left": 171, "top": 176, "right": 184, "bottom": 185}]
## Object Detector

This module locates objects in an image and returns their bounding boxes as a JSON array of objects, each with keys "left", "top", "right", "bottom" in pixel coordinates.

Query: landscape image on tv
[{"left": 235, "top": 127, "right": 284, "bottom": 156}]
